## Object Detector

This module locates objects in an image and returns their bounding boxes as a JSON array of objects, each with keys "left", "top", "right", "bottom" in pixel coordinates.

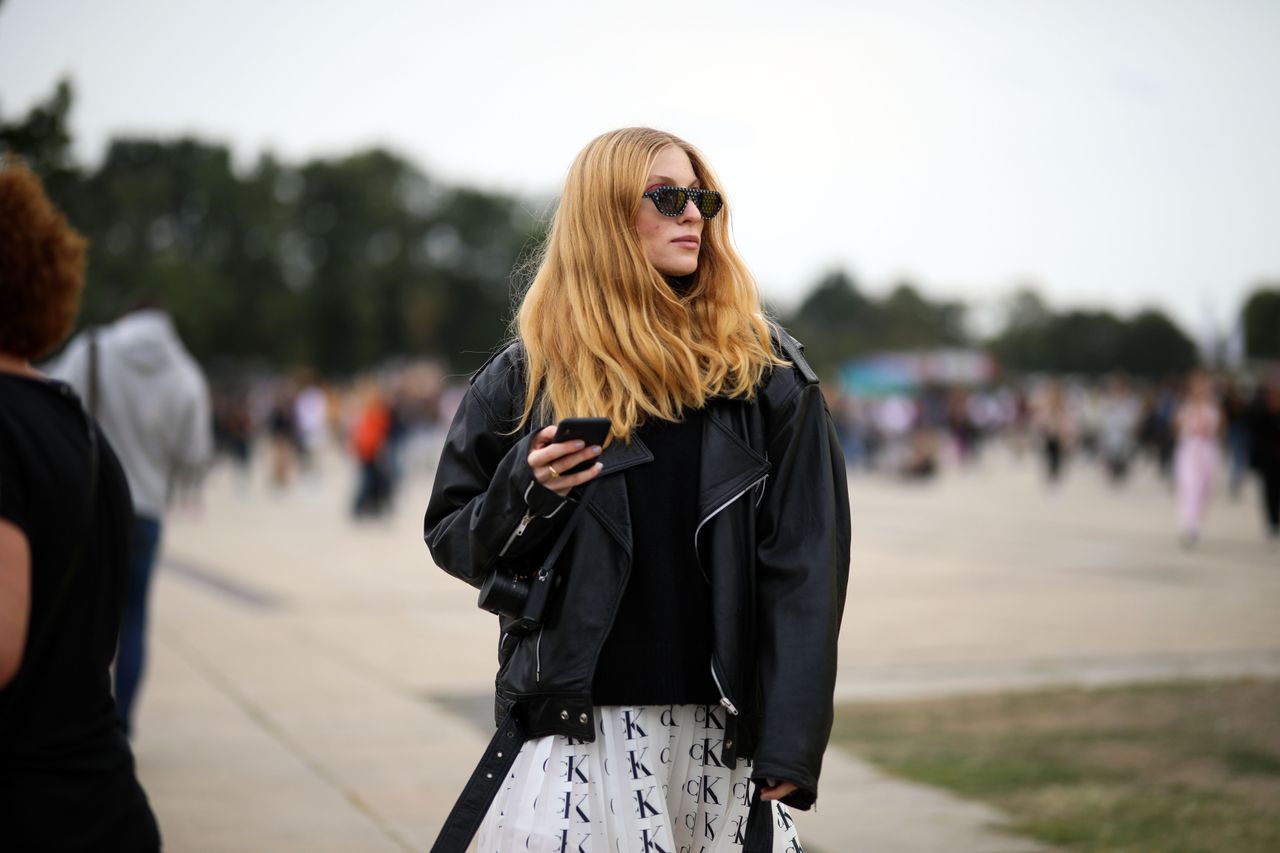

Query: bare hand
[
  {"left": 527, "top": 425, "right": 603, "bottom": 498},
  {"left": 759, "top": 780, "right": 799, "bottom": 802}
]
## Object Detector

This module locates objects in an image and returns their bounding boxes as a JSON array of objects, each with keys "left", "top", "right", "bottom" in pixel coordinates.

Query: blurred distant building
[{"left": 840, "top": 349, "right": 998, "bottom": 397}]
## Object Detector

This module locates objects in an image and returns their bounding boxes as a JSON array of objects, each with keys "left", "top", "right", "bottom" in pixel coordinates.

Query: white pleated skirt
[{"left": 476, "top": 704, "right": 802, "bottom": 853}]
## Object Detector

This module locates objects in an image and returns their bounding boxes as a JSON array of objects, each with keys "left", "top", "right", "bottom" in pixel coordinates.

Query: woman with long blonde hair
[{"left": 425, "top": 128, "right": 850, "bottom": 852}]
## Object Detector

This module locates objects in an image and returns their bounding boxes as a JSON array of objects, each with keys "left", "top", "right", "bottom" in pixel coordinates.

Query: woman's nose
[{"left": 677, "top": 199, "right": 702, "bottom": 223}]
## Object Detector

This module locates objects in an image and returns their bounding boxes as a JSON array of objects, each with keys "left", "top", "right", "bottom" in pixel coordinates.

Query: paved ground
[{"left": 131, "top": 444, "right": 1278, "bottom": 851}]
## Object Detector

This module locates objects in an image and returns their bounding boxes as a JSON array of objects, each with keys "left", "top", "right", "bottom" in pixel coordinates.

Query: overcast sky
[{"left": 2, "top": 0, "right": 1277, "bottom": 339}]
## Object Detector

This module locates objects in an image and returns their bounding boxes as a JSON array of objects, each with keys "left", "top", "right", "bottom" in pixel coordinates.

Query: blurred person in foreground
[
  {"left": 52, "top": 298, "right": 212, "bottom": 734},
  {"left": 1173, "top": 372, "right": 1222, "bottom": 547},
  {"left": 1249, "top": 374, "right": 1280, "bottom": 542},
  {"left": 0, "top": 160, "right": 161, "bottom": 850},
  {"left": 424, "top": 128, "right": 850, "bottom": 851}
]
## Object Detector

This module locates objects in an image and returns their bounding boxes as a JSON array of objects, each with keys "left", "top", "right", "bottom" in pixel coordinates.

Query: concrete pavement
[{"left": 131, "top": 446, "right": 1277, "bottom": 851}]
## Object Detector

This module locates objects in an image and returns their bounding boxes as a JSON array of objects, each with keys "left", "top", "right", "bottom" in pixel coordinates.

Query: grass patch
[
  {"left": 832, "top": 679, "right": 1280, "bottom": 852},
  {"left": 1224, "top": 748, "right": 1280, "bottom": 777}
]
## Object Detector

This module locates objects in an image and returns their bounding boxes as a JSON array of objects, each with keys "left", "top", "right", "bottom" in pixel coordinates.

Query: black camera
[
  {"left": 477, "top": 471, "right": 601, "bottom": 636},
  {"left": 478, "top": 568, "right": 554, "bottom": 635}
]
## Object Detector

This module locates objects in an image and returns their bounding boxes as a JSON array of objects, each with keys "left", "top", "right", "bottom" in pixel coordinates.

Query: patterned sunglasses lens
[
  {"left": 694, "top": 191, "right": 723, "bottom": 219},
  {"left": 653, "top": 187, "right": 690, "bottom": 216},
  {"left": 646, "top": 187, "right": 723, "bottom": 219}
]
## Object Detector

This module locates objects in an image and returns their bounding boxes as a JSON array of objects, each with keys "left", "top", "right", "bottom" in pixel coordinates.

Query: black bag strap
[
  {"left": 429, "top": 709, "right": 525, "bottom": 852},
  {"left": 87, "top": 329, "right": 100, "bottom": 419},
  {"left": 744, "top": 785, "right": 777, "bottom": 852}
]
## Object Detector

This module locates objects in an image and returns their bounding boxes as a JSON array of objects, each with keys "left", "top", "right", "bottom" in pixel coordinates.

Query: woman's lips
[{"left": 672, "top": 237, "right": 700, "bottom": 249}]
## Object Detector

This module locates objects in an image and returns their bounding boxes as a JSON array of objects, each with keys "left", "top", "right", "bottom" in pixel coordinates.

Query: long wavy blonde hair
[{"left": 515, "top": 128, "right": 782, "bottom": 441}]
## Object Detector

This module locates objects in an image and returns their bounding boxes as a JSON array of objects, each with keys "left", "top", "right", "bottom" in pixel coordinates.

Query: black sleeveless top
[{"left": 0, "top": 373, "right": 160, "bottom": 851}]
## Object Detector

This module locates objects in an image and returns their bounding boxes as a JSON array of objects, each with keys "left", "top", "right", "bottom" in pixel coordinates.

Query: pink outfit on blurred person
[{"left": 1174, "top": 400, "right": 1221, "bottom": 540}]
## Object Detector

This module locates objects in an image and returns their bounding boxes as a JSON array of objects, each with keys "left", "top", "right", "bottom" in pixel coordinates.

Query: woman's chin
[{"left": 657, "top": 260, "right": 698, "bottom": 278}]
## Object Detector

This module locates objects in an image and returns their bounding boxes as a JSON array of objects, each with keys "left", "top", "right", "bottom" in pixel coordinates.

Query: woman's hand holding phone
[{"left": 527, "top": 423, "right": 604, "bottom": 498}]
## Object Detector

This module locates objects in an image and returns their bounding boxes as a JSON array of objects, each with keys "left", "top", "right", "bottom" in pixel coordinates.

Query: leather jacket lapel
[
  {"left": 575, "top": 406, "right": 770, "bottom": 559},
  {"left": 583, "top": 435, "right": 653, "bottom": 558},
  {"left": 699, "top": 402, "right": 770, "bottom": 522}
]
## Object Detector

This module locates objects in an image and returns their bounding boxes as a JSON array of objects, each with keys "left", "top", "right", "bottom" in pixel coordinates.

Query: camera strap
[{"left": 518, "top": 479, "right": 598, "bottom": 622}]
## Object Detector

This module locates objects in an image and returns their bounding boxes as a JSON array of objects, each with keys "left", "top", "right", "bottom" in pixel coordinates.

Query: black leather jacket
[{"left": 423, "top": 329, "right": 850, "bottom": 809}]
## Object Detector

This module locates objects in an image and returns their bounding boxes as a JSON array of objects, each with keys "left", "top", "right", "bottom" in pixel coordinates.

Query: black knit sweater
[{"left": 591, "top": 410, "right": 720, "bottom": 706}]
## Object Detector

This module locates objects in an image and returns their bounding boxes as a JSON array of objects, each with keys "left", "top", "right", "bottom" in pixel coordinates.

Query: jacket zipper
[
  {"left": 754, "top": 474, "right": 769, "bottom": 507},
  {"left": 500, "top": 480, "right": 571, "bottom": 559},
  {"left": 693, "top": 472, "right": 767, "bottom": 716},
  {"left": 693, "top": 473, "right": 769, "bottom": 575},
  {"left": 500, "top": 509, "right": 536, "bottom": 680},
  {"left": 535, "top": 627, "right": 544, "bottom": 683},
  {"left": 710, "top": 661, "right": 739, "bottom": 716},
  {"left": 498, "top": 512, "right": 534, "bottom": 557}
]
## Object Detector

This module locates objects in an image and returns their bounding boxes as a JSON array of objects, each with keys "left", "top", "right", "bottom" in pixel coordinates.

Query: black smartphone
[{"left": 551, "top": 417, "right": 611, "bottom": 475}]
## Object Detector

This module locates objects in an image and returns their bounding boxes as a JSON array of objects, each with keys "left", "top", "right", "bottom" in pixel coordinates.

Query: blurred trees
[
  {"left": 987, "top": 292, "right": 1197, "bottom": 378},
  {"left": 2, "top": 80, "right": 538, "bottom": 376},
  {"left": 787, "top": 270, "right": 967, "bottom": 376},
  {"left": 67, "top": 139, "right": 536, "bottom": 375},
  {"left": 0, "top": 79, "right": 79, "bottom": 197},
  {"left": 0, "top": 79, "right": 1232, "bottom": 381},
  {"left": 1120, "top": 310, "right": 1201, "bottom": 376},
  {"left": 1241, "top": 286, "right": 1280, "bottom": 360},
  {"left": 787, "top": 273, "right": 1199, "bottom": 380}
]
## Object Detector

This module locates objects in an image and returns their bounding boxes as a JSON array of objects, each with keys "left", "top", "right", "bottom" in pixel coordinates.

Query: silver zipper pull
[
  {"left": 535, "top": 628, "right": 544, "bottom": 683},
  {"left": 498, "top": 512, "right": 535, "bottom": 556},
  {"left": 711, "top": 663, "right": 740, "bottom": 716}
]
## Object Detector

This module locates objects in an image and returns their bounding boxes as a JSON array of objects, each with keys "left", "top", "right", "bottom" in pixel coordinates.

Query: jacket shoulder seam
[
  {"left": 468, "top": 341, "right": 522, "bottom": 386},
  {"left": 767, "top": 322, "right": 819, "bottom": 385},
  {"left": 468, "top": 342, "right": 526, "bottom": 428}
]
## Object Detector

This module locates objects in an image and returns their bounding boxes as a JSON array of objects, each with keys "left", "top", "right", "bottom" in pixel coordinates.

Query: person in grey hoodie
[{"left": 52, "top": 305, "right": 212, "bottom": 733}]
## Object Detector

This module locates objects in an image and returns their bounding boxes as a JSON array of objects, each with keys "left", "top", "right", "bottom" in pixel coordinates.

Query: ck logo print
[{"left": 475, "top": 704, "right": 801, "bottom": 852}]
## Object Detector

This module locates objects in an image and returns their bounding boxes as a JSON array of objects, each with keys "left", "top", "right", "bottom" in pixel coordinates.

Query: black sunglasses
[{"left": 642, "top": 185, "right": 724, "bottom": 219}]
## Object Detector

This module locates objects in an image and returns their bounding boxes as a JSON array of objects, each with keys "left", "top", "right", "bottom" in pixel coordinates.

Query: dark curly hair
[{"left": 0, "top": 157, "right": 87, "bottom": 360}]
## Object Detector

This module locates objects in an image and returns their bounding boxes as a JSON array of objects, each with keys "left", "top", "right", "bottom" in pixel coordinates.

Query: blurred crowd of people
[
  {"left": 206, "top": 357, "right": 1280, "bottom": 549},
  {"left": 209, "top": 361, "right": 465, "bottom": 520},
  {"left": 826, "top": 370, "right": 1280, "bottom": 544}
]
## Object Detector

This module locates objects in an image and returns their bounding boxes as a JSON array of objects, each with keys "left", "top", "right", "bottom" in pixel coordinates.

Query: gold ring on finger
[{"left": 548, "top": 464, "right": 560, "bottom": 478}]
